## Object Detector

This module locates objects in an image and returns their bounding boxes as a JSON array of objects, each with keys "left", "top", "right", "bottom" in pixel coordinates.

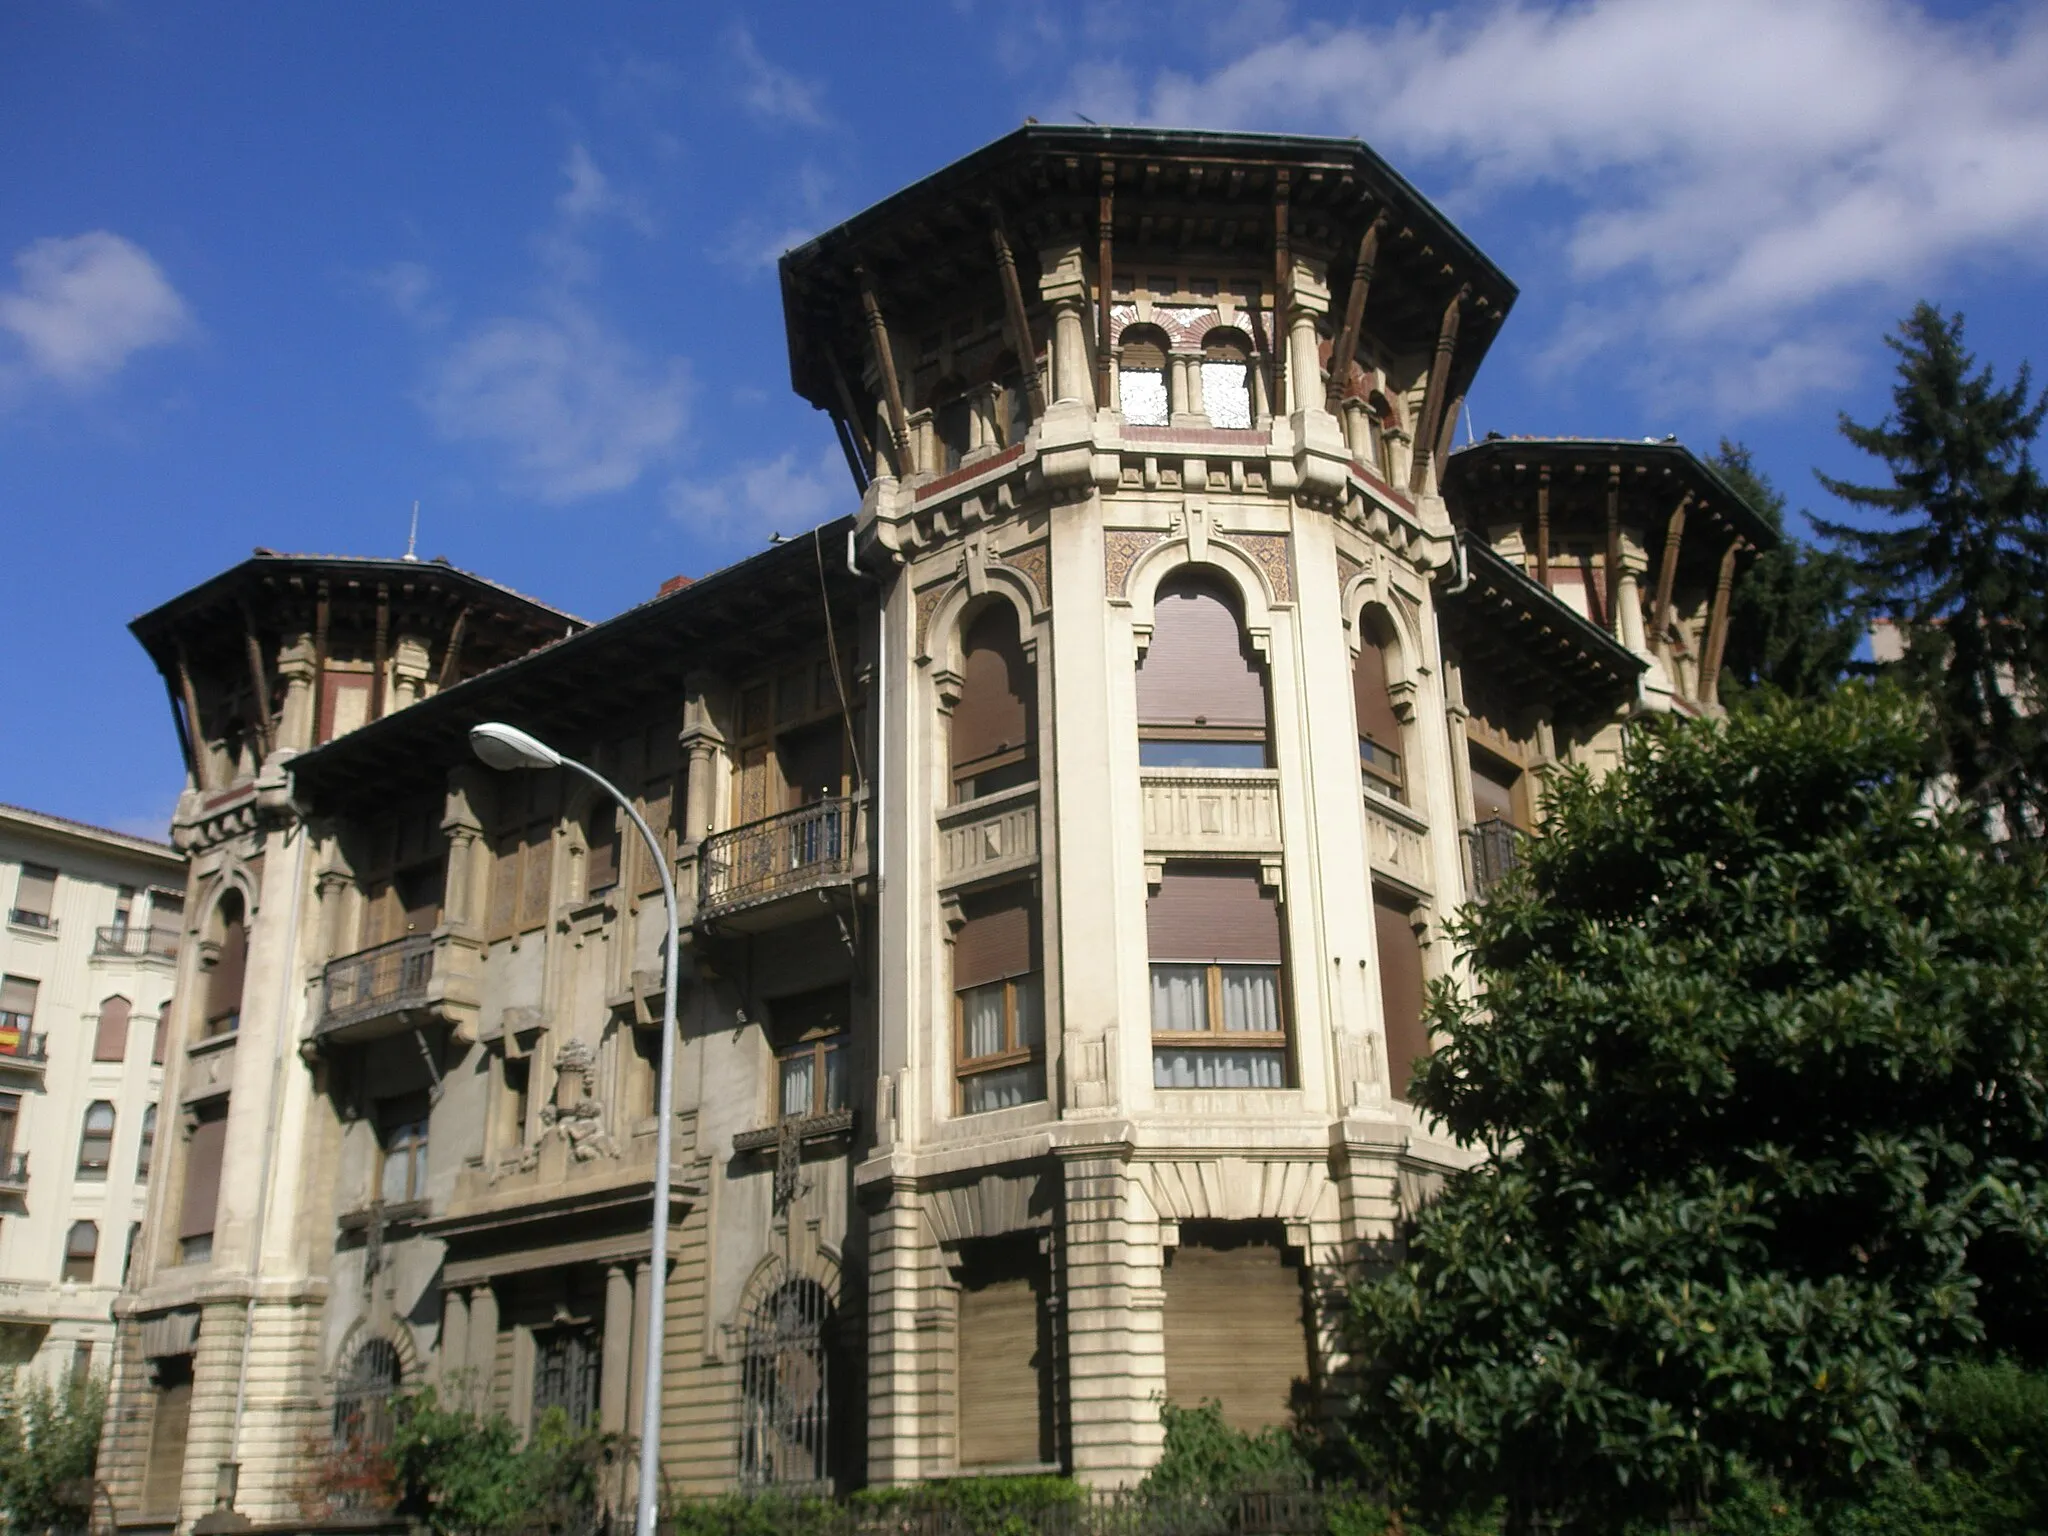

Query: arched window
[
  {"left": 137, "top": 1102, "right": 157, "bottom": 1181},
  {"left": 333, "top": 1336, "right": 403, "bottom": 1452},
  {"left": 950, "top": 604, "right": 1037, "bottom": 802},
  {"left": 1137, "top": 573, "right": 1270, "bottom": 769},
  {"left": 93, "top": 995, "right": 132, "bottom": 1062},
  {"left": 152, "top": 997, "right": 171, "bottom": 1064},
  {"left": 1118, "top": 323, "right": 1169, "bottom": 426},
  {"left": 739, "top": 1275, "right": 837, "bottom": 1488},
  {"left": 1353, "top": 614, "right": 1406, "bottom": 803},
  {"left": 62, "top": 1220, "right": 98, "bottom": 1284},
  {"left": 204, "top": 891, "right": 247, "bottom": 1038},
  {"left": 1374, "top": 886, "right": 1429, "bottom": 1100},
  {"left": 1201, "top": 328, "right": 1253, "bottom": 429},
  {"left": 77, "top": 1101, "right": 115, "bottom": 1180}
]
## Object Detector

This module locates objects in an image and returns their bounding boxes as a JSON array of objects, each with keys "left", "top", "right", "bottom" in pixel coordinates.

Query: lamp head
[{"left": 469, "top": 722, "right": 563, "bottom": 771}]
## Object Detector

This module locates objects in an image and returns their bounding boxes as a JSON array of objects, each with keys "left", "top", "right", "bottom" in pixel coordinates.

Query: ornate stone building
[{"left": 101, "top": 127, "right": 1772, "bottom": 1528}]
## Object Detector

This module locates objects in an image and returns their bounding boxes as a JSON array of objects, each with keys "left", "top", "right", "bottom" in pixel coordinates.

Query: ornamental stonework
[
  {"left": 1229, "top": 532, "right": 1293, "bottom": 604},
  {"left": 1001, "top": 542, "right": 1050, "bottom": 611},
  {"left": 1104, "top": 530, "right": 1167, "bottom": 598}
]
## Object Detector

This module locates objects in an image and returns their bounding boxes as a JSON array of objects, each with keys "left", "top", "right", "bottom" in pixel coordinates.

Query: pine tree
[
  {"left": 1813, "top": 303, "right": 2048, "bottom": 835},
  {"left": 1710, "top": 441, "right": 1861, "bottom": 700}
]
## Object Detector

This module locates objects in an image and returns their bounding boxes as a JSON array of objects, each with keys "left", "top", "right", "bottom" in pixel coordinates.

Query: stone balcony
[
  {"left": 936, "top": 783, "right": 1039, "bottom": 893},
  {"left": 1139, "top": 767, "right": 1283, "bottom": 882},
  {"left": 311, "top": 929, "right": 482, "bottom": 1049},
  {"left": 1363, "top": 790, "right": 1433, "bottom": 896}
]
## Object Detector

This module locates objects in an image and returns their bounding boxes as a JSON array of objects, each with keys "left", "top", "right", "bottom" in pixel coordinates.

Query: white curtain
[
  {"left": 962, "top": 982, "right": 1006, "bottom": 1059},
  {"left": 1012, "top": 973, "right": 1045, "bottom": 1047},
  {"left": 961, "top": 1062, "right": 1045, "bottom": 1115},
  {"left": 779, "top": 1054, "right": 814, "bottom": 1120},
  {"left": 1149, "top": 965, "right": 1207, "bottom": 1033},
  {"left": 1201, "top": 362, "right": 1251, "bottom": 428},
  {"left": 1152, "top": 1047, "right": 1285, "bottom": 1090},
  {"left": 1220, "top": 966, "right": 1281, "bottom": 1034},
  {"left": 1120, "top": 368, "right": 1168, "bottom": 426}
]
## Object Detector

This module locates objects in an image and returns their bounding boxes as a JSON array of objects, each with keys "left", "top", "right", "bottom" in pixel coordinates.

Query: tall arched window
[
  {"left": 950, "top": 605, "right": 1037, "bottom": 802},
  {"left": 1201, "top": 328, "right": 1253, "bottom": 429},
  {"left": 77, "top": 1101, "right": 115, "bottom": 1180},
  {"left": 739, "top": 1275, "right": 838, "bottom": 1489},
  {"left": 1353, "top": 614, "right": 1406, "bottom": 803},
  {"left": 93, "top": 995, "right": 132, "bottom": 1062},
  {"left": 204, "top": 891, "right": 247, "bottom": 1038},
  {"left": 137, "top": 1102, "right": 158, "bottom": 1181},
  {"left": 62, "top": 1220, "right": 98, "bottom": 1284},
  {"left": 1117, "top": 324, "right": 1169, "bottom": 426},
  {"left": 1137, "top": 573, "right": 1270, "bottom": 769}
]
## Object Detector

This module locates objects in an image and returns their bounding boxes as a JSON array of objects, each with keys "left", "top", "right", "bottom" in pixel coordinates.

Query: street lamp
[{"left": 469, "top": 722, "right": 676, "bottom": 1536}]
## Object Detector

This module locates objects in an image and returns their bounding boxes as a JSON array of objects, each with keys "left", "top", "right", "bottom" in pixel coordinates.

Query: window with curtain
[
  {"left": 1374, "top": 886, "right": 1429, "bottom": 1101},
  {"left": 953, "top": 884, "right": 1045, "bottom": 1114},
  {"left": 179, "top": 1102, "right": 228, "bottom": 1264},
  {"left": 1118, "top": 324, "right": 1169, "bottom": 426},
  {"left": 0, "top": 976, "right": 39, "bottom": 1054},
  {"left": 62, "top": 1221, "right": 98, "bottom": 1284},
  {"left": 770, "top": 987, "right": 850, "bottom": 1122},
  {"left": 204, "top": 891, "right": 247, "bottom": 1037},
  {"left": 950, "top": 604, "right": 1037, "bottom": 803},
  {"left": 377, "top": 1094, "right": 430, "bottom": 1205},
  {"left": 1137, "top": 574, "right": 1271, "bottom": 769},
  {"left": 1148, "top": 864, "right": 1288, "bottom": 1089},
  {"left": 1201, "top": 328, "right": 1253, "bottom": 429},
  {"left": 1353, "top": 618, "right": 1406, "bottom": 803},
  {"left": 77, "top": 1101, "right": 115, "bottom": 1180},
  {"left": 93, "top": 995, "right": 131, "bottom": 1062},
  {"left": 10, "top": 863, "right": 57, "bottom": 930},
  {"left": 991, "top": 353, "right": 1030, "bottom": 448},
  {"left": 137, "top": 1103, "right": 157, "bottom": 1181}
]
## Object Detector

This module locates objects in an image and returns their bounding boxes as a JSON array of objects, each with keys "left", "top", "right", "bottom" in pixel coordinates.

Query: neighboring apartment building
[
  {"left": 100, "top": 126, "right": 1774, "bottom": 1530},
  {"left": 0, "top": 804, "right": 181, "bottom": 1388}
]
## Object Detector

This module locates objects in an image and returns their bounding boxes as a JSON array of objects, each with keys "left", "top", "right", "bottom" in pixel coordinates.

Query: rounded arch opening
[
  {"left": 1353, "top": 604, "right": 1409, "bottom": 804},
  {"left": 949, "top": 600, "right": 1038, "bottom": 804},
  {"left": 202, "top": 888, "right": 247, "bottom": 1039},
  {"left": 333, "top": 1335, "right": 404, "bottom": 1454},
  {"left": 1138, "top": 569, "right": 1271, "bottom": 770},
  {"left": 737, "top": 1271, "right": 846, "bottom": 1491},
  {"left": 1201, "top": 327, "right": 1254, "bottom": 429},
  {"left": 1117, "top": 322, "right": 1170, "bottom": 426}
]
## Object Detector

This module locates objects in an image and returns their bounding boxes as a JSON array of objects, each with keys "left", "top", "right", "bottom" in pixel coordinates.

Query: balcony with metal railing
[
  {"left": 1464, "top": 816, "right": 1528, "bottom": 900},
  {"left": 314, "top": 931, "right": 479, "bottom": 1048},
  {"left": 92, "top": 925, "right": 181, "bottom": 961},
  {"left": 0, "top": 1029, "right": 48, "bottom": 1088},
  {"left": 698, "top": 795, "right": 866, "bottom": 929},
  {"left": 0, "top": 1152, "right": 28, "bottom": 1201}
]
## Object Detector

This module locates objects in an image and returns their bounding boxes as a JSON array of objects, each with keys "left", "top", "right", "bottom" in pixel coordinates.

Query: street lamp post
[{"left": 470, "top": 723, "right": 676, "bottom": 1536}]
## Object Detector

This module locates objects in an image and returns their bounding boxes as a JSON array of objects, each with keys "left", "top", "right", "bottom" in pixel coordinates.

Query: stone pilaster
[{"left": 1059, "top": 1147, "right": 1164, "bottom": 1486}]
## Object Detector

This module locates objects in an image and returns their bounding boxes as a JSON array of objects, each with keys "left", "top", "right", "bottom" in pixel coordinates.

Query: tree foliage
[
  {"left": 1710, "top": 441, "right": 1861, "bottom": 701},
  {"left": 1813, "top": 303, "right": 2048, "bottom": 834},
  {"left": 0, "top": 1368, "right": 104, "bottom": 1531},
  {"left": 1343, "top": 688, "right": 2048, "bottom": 1526},
  {"left": 382, "top": 1387, "right": 624, "bottom": 1531}
]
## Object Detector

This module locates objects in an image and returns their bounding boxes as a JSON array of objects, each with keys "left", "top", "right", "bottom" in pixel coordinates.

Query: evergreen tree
[
  {"left": 1710, "top": 441, "right": 1861, "bottom": 700},
  {"left": 1813, "top": 303, "right": 2048, "bottom": 835},
  {"left": 1341, "top": 689, "right": 2048, "bottom": 1529}
]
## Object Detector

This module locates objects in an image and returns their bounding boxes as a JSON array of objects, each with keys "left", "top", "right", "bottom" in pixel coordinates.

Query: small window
[
  {"left": 1118, "top": 324, "right": 1169, "bottom": 426},
  {"left": 63, "top": 1220, "right": 98, "bottom": 1284},
  {"left": 179, "top": 1103, "right": 228, "bottom": 1264},
  {"left": 0, "top": 976, "right": 39, "bottom": 1056},
  {"left": 771, "top": 988, "right": 850, "bottom": 1123},
  {"left": 377, "top": 1094, "right": 430, "bottom": 1205},
  {"left": 1200, "top": 329, "right": 1253, "bottom": 429},
  {"left": 1137, "top": 574, "right": 1271, "bottom": 769},
  {"left": 334, "top": 1337, "right": 404, "bottom": 1453},
  {"left": 137, "top": 1104, "right": 157, "bottom": 1181},
  {"left": 499, "top": 1057, "right": 531, "bottom": 1150},
  {"left": 1148, "top": 865, "right": 1288, "bottom": 1090},
  {"left": 1353, "top": 620, "right": 1406, "bottom": 804},
  {"left": 152, "top": 998, "right": 171, "bottom": 1065},
  {"left": 77, "top": 1101, "right": 115, "bottom": 1180},
  {"left": 10, "top": 864, "right": 57, "bottom": 930},
  {"left": 953, "top": 885, "right": 1046, "bottom": 1114},
  {"left": 992, "top": 355, "right": 1030, "bottom": 447}
]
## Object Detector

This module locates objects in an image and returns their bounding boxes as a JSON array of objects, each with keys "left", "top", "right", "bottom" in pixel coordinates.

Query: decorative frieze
[{"left": 1139, "top": 770, "right": 1281, "bottom": 860}]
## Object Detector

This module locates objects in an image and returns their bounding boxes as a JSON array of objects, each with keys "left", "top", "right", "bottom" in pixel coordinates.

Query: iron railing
[
  {"left": 320, "top": 934, "right": 435, "bottom": 1033},
  {"left": 700, "top": 798, "right": 859, "bottom": 914},
  {"left": 94, "top": 925, "right": 181, "bottom": 959},
  {"left": 0, "top": 1153, "right": 27, "bottom": 1189},
  {"left": 0, "top": 1029, "right": 47, "bottom": 1065},
  {"left": 1465, "top": 816, "right": 1528, "bottom": 899}
]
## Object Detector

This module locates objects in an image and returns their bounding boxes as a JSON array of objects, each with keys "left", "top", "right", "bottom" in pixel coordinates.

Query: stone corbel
[
  {"left": 931, "top": 667, "right": 964, "bottom": 715},
  {"left": 1259, "top": 858, "right": 1284, "bottom": 894},
  {"left": 963, "top": 534, "right": 990, "bottom": 597},
  {"left": 1387, "top": 676, "right": 1419, "bottom": 724},
  {"left": 1143, "top": 857, "right": 1165, "bottom": 891},
  {"left": 1181, "top": 498, "right": 1208, "bottom": 563}
]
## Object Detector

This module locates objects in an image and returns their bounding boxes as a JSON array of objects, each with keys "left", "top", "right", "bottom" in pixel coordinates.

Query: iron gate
[{"left": 737, "top": 1275, "right": 834, "bottom": 1490}]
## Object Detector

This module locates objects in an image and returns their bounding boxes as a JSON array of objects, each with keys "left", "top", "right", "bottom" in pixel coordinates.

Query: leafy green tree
[
  {"left": 1710, "top": 441, "right": 1861, "bottom": 700},
  {"left": 0, "top": 1368, "right": 105, "bottom": 1531},
  {"left": 382, "top": 1387, "right": 622, "bottom": 1531},
  {"left": 1342, "top": 688, "right": 2048, "bottom": 1528},
  {"left": 1813, "top": 303, "right": 2048, "bottom": 834}
]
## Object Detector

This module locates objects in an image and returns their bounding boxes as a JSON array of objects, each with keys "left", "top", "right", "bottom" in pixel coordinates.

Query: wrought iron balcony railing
[
  {"left": 93, "top": 925, "right": 181, "bottom": 959},
  {"left": 320, "top": 934, "right": 435, "bottom": 1035},
  {"left": 0, "top": 1025, "right": 46, "bottom": 1068},
  {"left": 0, "top": 1153, "right": 28, "bottom": 1190},
  {"left": 1465, "top": 816, "right": 1528, "bottom": 899},
  {"left": 699, "top": 797, "right": 860, "bottom": 917}
]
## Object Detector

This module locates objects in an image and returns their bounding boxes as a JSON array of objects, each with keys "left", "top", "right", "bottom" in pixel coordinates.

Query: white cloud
[
  {"left": 369, "top": 260, "right": 445, "bottom": 329},
  {"left": 729, "top": 27, "right": 830, "bottom": 128},
  {"left": 423, "top": 301, "right": 691, "bottom": 502},
  {"left": 1092, "top": 0, "right": 2048, "bottom": 412},
  {"left": 0, "top": 231, "right": 191, "bottom": 393},
  {"left": 666, "top": 445, "right": 849, "bottom": 542}
]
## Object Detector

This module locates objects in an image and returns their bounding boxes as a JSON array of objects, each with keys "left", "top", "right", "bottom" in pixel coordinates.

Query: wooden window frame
[
  {"left": 728, "top": 641, "right": 861, "bottom": 828},
  {"left": 76, "top": 1100, "right": 116, "bottom": 1181},
  {"left": 953, "top": 970, "right": 1045, "bottom": 1110},
  {"left": 1147, "top": 962, "right": 1289, "bottom": 1051},
  {"left": 1360, "top": 737, "right": 1405, "bottom": 803},
  {"left": 62, "top": 1220, "right": 98, "bottom": 1285},
  {"left": 774, "top": 1032, "right": 849, "bottom": 1122},
  {"left": 377, "top": 1096, "right": 430, "bottom": 1204}
]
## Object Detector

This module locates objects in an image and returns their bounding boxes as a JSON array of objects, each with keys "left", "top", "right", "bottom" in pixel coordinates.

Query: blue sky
[{"left": 6, "top": 0, "right": 2047, "bottom": 837}]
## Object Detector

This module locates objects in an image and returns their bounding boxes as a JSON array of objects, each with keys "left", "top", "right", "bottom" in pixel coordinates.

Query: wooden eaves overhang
[
  {"left": 287, "top": 519, "right": 865, "bottom": 818},
  {"left": 1439, "top": 538, "right": 1647, "bottom": 720},
  {"left": 779, "top": 125, "right": 1519, "bottom": 482}
]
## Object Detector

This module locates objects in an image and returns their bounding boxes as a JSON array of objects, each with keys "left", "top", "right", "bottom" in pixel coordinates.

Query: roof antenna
[
  {"left": 403, "top": 501, "right": 420, "bottom": 562},
  {"left": 1462, "top": 400, "right": 1478, "bottom": 448}
]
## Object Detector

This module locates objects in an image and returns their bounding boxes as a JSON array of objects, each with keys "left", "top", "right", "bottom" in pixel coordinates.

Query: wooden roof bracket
[
  {"left": 437, "top": 603, "right": 472, "bottom": 692},
  {"left": 1604, "top": 465, "right": 1624, "bottom": 637},
  {"left": 1699, "top": 537, "right": 1742, "bottom": 706},
  {"left": 824, "top": 349, "right": 875, "bottom": 487},
  {"left": 856, "top": 266, "right": 913, "bottom": 478},
  {"left": 371, "top": 584, "right": 390, "bottom": 722},
  {"left": 239, "top": 602, "right": 275, "bottom": 762},
  {"left": 1326, "top": 212, "right": 1384, "bottom": 414},
  {"left": 1408, "top": 284, "right": 1468, "bottom": 496},
  {"left": 989, "top": 209, "right": 1047, "bottom": 423},
  {"left": 1648, "top": 492, "right": 1692, "bottom": 656},
  {"left": 312, "top": 581, "right": 330, "bottom": 747},
  {"left": 175, "top": 641, "right": 213, "bottom": 792},
  {"left": 1096, "top": 162, "right": 1115, "bottom": 410},
  {"left": 1272, "top": 170, "right": 1292, "bottom": 415},
  {"left": 1535, "top": 466, "right": 1552, "bottom": 590}
]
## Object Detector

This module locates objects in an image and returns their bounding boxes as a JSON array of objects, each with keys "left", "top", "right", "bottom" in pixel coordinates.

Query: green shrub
[
  {"left": 1140, "top": 1400, "right": 1314, "bottom": 1497},
  {"left": 385, "top": 1386, "right": 624, "bottom": 1531},
  {"left": 0, "top": 1368, "right": 105, "bottom": 1532}
]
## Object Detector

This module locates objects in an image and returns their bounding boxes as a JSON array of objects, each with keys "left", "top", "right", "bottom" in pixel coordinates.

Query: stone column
[
  {"left": 274, "top": 636, "right": 318, "bottom": 753},
  {"left": 441, "top": 1287, "right": 470, "bottom": 1391},
  {"left": 1287, "top": 257, "right": 1331, "bottom": 418},
  {"left": 468, "top": 1285, "right": 500, "bottom": 1412},
  {"left": 442, "top": 767, "right": 487, "bottom": 930},
  {"left": 1038, "top": 243, "right": 1092, "bottom": 406},
  {"left": 866, "top": 1181, "right": 932, "bottom": 1485},
  {"left": 1616, "top": 543, "right": 1651, "bottom": 659},
  {"left": 600, "top": 1263, "right": 634, "bottom": 1432},
  {"left": 626, "top": 1260, "right": 652, "bottom": 1440},
  {"left": 391, "top": 634, "right": 431, "bottom": 709},
  {"left": 1060, "top": 1148, "right": 1164, "bottom": 1487}
]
